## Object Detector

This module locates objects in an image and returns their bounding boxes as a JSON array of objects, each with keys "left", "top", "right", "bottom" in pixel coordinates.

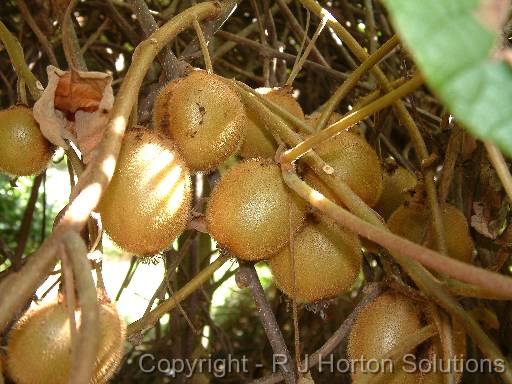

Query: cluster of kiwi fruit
[
  {"left": 348, "top": 291, "right": 466, "bottom": 383},
  {"left": 5, "top": 297, "right": 125, "bottom": 384}
]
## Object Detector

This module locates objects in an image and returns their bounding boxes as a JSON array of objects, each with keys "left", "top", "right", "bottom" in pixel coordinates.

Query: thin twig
[
  {"left": 193, "top": 18, "right": 213, "bottom": 73},
  {"left": 129, "top": 0, "right": 184, "bottom": 80},
  {"left": 216, "top": 31, "right": 370, "bottom": 87},
  {"left": 16, "top": 0, "right": 58, "bottom": 66},
  {"left": 127, "top": 255, "right": 228, "bottom": 335},
  {"left": 286, "top": 15, "right": 327, "bottom": 85},
  {"left": 276, "top": 0, "right": 329, "bottom": 66},
  {"left": 237, "top": 263, "right": 297, "bottom": 384},
  {"left": 484, "top": 141, "right": 512, "bottom": 203},
  {"left": 438, "top": 124, "right": 463, "bottom": 203},
  {"left": 308, "top": 34, "right": 399, "bottom": 133},
  {"left": 251, "top": 283, "right": 383, "bottom": 384}
]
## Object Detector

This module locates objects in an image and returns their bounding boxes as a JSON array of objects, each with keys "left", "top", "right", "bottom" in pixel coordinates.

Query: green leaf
[{"left": 385, "top": 0, "right": 512, "bottom": 156}]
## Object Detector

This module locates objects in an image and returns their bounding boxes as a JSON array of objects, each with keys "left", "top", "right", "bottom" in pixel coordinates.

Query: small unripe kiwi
[
  {"left": 206, "top": 159, "right": 306, "bottom": 261},
  {"left": 387, "top": 203, "right": 474, "bottom": 263},
  {"left": 6, "top": 301, "right": 125, "bottom": 384},
  {"left": 0, "top": 106, "right": 52, "bottom": 176},
  {"left": 374, "top": 166, "right": 417, "bottom": 219},
  {"left": 303, "top": 131, "right": 383, "bottom": 207},
  {"left": 98, "top": 128, "right": 192, "bottom": 256},
  {"left": 240, "top": 87, "right": 304, "bottom": 159},
  {"left": 347, "top": 292, "right": 423, "bottom": 383},
  {"left": 268, "top": 217, "right": 361, "bottom": 302},
  {"left": 155, "top": 69, "right": 246, "bottom": 171}
]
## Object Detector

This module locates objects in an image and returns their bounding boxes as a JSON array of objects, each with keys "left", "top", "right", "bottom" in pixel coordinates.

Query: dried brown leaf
[{"left": 33, "top": 66, "right": 114, "bottom": 163}]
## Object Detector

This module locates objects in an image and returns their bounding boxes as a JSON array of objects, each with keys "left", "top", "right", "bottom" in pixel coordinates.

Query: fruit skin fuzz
[
  {"left": 154, "top": 69, "right": 246, "bottom": 172},
  {"left": 6, "top": 301, "right": 125, "bottom": 384},
  {"left": 206, "top": 158, "right": 306, "bottom": 261},
  {"left": 98, "top": 128, "right": 192, "bottom": 256},
  {"left": 303, "top": 130, "right": 383, "bottom": 207},
  {"left": 269, "top": 216, "right": 362, "bottom": 302},
  {"left": 347, "top": 292, "right": 423, "bottom": 384},
  {"left": 0, "top": 106, "right": 53, "bottom": 177}
]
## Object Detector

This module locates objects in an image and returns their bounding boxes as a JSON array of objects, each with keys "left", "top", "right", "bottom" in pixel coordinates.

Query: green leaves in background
[{"left": 385, "top": 0, "right": 512, "bottom": 156}]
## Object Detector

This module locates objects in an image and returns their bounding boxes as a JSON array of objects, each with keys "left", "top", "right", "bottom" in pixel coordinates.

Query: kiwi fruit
[
  {"left": 0, "top": 106, "right": 53, "bottom": 176},
  {"left": 303, "top": 130, "right": 383, "bottom": 207},
  {"left": 240, "top": 87, "right": 305, "bottom": 159},
  {"left": 268, "top": 216, "right": 362, "bottom": 302},
  {"left": 387, "top": 203, "right": 474, "bottom": 263},
  {"left": 154, "top": 69, "right": 246, "bottom": 172},
  {"left": 374, "top": 166, "right": 417, "bottom": 220},
  {"left": 206, "top": 159, "right": 306, "bottom": 261},
  {"left": 6, "top": 301, "right": 125, "bottom": 384},
  {"left": 98, "top": 128, "right": 192, "bottom": 256},
  {"left": 347, "top": 292, "right": 423, "bottom": 383}
]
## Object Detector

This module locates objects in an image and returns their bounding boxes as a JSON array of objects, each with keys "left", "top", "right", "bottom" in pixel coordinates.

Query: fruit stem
[
  {"left": 193, "top": 18, "right": 213, "bottom": 74},
  {"left": 0, "top": 1, "right": 221, "bottom": 333},
  {"left": 62, "top": 0, "right": 88, "bottom": 71},
  {"left": 63, "top": 232, "right": 100, "bottom": 384},
  {"left": 126, "top": 254, "right": 228, "bottom": 336},
  {"left": 286, "top": 13, "right": 327, "bottom": 85},
  {"left": 438, "top": 123, "right": 463, "bottom": 203},
  {"left": 484, "top": 141, "right": 512, "bottom": 203},
  {"left": 311, "top": 34, "right": 400, "bottom": 133},
  {"left": 281, "top": 166, "right": 512, "bottom": 383},
  {"left": 280, "top": 73, "right": 424, "bottom": 163},
  {"left": 16, "top": 78, "right": 28, "bottom": 105},
  {"left": 0, "top": 21, "right": 41, "bottom": 99},
  {"left": 352, "top": 324, "right": 437, "bottom": 384}
]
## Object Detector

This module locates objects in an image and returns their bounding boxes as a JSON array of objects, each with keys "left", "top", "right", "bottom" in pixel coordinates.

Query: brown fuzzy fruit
[
  {"left": 6, "top": 302, "right": 125, "bottom": 384},
  {"left": 206, "top": 159, "right": 306, "bottom": 261},
  {"left": 0, "top": 106, "right": 52, "bottom": 176},
  {"left": 374, "top": 166, "right": 417, "bottom": 219},
  {"left": 155, "top": 70, "right": 246, "bottom": 171},
  {"left": 303, "top": 131, "right": 383, "bottom": 207},
  {"left": 387, "top": 203, "right": 474, "bottom": 263},
  {"left": 240, "top": 87, "right": 304, "bottom": 159},
  {"left": 98, "top": 128, "right": 192, "bottom": 256},
  {"left": 347, "top": 292, "right": 423, "bottom": 383},
  {"left": 268, "top": 217, "right": 361, "bottom": 302}
]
